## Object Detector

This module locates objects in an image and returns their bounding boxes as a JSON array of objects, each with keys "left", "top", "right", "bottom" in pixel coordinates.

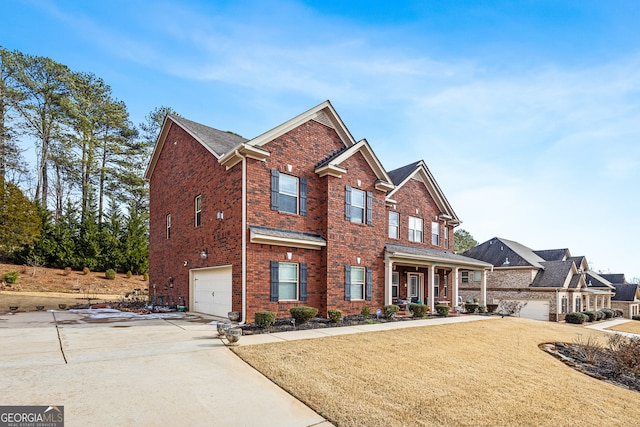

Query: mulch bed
[{"left": 541, "top": 342, "right": 640, "bottom": 392}]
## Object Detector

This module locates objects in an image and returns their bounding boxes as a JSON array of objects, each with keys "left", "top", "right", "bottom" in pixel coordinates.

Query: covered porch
[{"left": 384, "top": 244, "right": 493, "bottom": 313}]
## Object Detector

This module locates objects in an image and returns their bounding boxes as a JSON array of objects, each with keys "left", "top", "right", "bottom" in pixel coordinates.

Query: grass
[
  {"left": 233, "top": 317, "right": 639, "bottom": 426},
  {"left": 0, "top": 290, "right": 122, "bottom": 312},
  {"left": 606, "top": 320, "right": 640, "bottom": 334}
]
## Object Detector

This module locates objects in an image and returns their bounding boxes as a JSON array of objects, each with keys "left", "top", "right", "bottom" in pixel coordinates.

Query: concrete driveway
[{"left": 0, "top": 311, "right": 333, "bottom": 427}]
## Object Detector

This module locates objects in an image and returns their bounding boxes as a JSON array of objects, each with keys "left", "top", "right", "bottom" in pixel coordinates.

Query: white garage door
[
  {"left": 511, "top": 300, "right": 549, "bottom": 321},
  {"left": 192, "top": 266, "right": 232, "bottom": 317}
]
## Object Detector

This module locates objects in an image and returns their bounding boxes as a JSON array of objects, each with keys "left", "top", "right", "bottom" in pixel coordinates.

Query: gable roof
[
  {"left": 612, "top": 284, "right": 640, "bottom": 302},
  {"left": 534, "top": 249, "right": 570, "bottom": 261},
  {"left": 585, "top": 271, "right": 615, "bottom": 289},
  {"left": 385, "top": 243, "right": 493, "bottom": 269},
  {"left": 464, "top": 237, "right": 546, "bottom": 268},
  {"left": 145, "top": 114, "right": 248, "bottom": 179},
  {"left": 530, "top": 260, "right": 577, "bottom": 288},
  {"left": 601, "top": 273, "right": 627, "bottom": 284},
  {"left": 387, "top": 160, "right": 460, "bottom": 225}
]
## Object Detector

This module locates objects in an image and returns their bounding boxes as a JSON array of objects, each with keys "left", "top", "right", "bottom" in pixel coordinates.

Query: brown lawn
[
  {"left": 233, "top": 317, "right": 639, "bottom": 427},
  {"left": 606, "top": 320, "right": 640, "bottom": 335}
]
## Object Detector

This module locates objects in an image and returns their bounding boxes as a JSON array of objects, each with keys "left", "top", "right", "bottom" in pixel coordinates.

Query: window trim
[
  {"left": 345, "top": 265, "right": 372, "bottom": 301},
  {"left": 166, "top": 214, "right": 171, "bottom": 239},
  {"left": 345, "top": 186, "right": 372, "bottom": 225},
  {"left": 432, "top": 222, "right": 440, "bottom": 246},
  {"left": 392, "top": 271, "right": 399, "bottom": 298},
  {"left": 461, "top": 271, "right": 469, "bottom": 284},
  {"left": 278, "top": 262, "right": 299, "bottom": 301},
  {"left": 444, "top": 226, "right": 449, "bottom": 249},
  {"left": 270, "top": 261, "right": 308, "bottom": 302},
  {"left": 195, "top": 195, "right": 202, "bottom": 227},
  {"left": 271, "top": 170, "right": 307, "bottom": 216},
  {"left": 433, "top": 273, "right": 440, "bottom": 298}
]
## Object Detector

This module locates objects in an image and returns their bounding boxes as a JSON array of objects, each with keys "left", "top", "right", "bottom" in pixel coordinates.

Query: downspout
[
  {"left": 241, "top": 154, "right": 247, "bottom": 325},
  {"left": 555, "top": 288, "right": 558, "bottom": 322}
]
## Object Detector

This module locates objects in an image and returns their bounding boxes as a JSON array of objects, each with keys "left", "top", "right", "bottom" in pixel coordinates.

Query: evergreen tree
[
  {"left": 0, "top": 178, "right": 40, "bottom": 259},
  {"left": 121, "top": 201, "right": 148, "bottom": 274}
]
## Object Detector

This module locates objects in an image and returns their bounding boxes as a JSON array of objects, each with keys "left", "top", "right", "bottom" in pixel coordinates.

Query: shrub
[
  {"left": 435, "top": 304, "right": 450, "bottom": 317},
  {"left": 384, "top": 304, "right": 400, "bottom": 319},
  {"left": 143, "top": 272, "right": 149, "bottom": 281},
  {"left": 595, "top": 310, "right": 605, "bottom": 321},
  {"left": 126, "top": 270, "right": 133, "bottom": 278},
  {"left": 328, "top": 309, "right": 343, "bottom": 323},
  {"left": 409, "top": 303, "right": 427, "bottom": 318},
  {"left": 82, "top": 267, "right": 90, "bottom": 275},
  {"left": 608, "top": 334, "right": 640, "bottom": 375},
  {"left": 565, "top": 312, "right": 588, "bottom": 324},
  {"left": 477, "top": 305, "right": 486, "bottom": 313},
  {"left": 632, "top": 315, "right": 640, "bottom": 321},
  {"left": 3, "top": 270, "right": 19, "bottom": 284},
  {"left": 255, "top": 311, "right": 276, "bottom": 328},
  {"left": 486, "top": 303, "right": 499, "bottom": 313},
  {"left": 473, "top": 297, "right": 479, "bottom": 303},
  {"left": 361, "top": 306, "right": 371, "bottom": 319},
  {"left": 290, "top": 306, "right": 318, "bottom": 324},
  {"left": 464, "top": 303, "right": 478, "bottom": 314},
  {"left": 63, "top": 267, "right": 72, "bottom": 276},
  {"left": 582, "top": 311, "right": 597, "bottom": 322},
  {"left": 601, "top": 308, "right": 614, "bottom": 319},
  {"left": 105, "top": 269, "right": 116, "bottom": 280},
  {"left": 614, "top": 309, "right": 624, "bottom": 318}
]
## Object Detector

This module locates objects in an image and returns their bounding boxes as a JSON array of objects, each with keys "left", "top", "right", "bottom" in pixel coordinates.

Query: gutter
[{"left": 241, "top": 154, "right": 247, "bottom": 325}]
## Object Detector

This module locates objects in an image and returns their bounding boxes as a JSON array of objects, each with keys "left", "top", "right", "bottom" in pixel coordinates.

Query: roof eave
[{"left": 219, "top": 143, "right": 271, "bottom": 169}]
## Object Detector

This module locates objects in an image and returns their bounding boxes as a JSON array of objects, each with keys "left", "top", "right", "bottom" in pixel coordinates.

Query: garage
[
  {"left": 191, "top": 266, "right": 233, "bottom": 317},
  {"left": 509, "top": 300, "right": 549, "bottom": 321}
]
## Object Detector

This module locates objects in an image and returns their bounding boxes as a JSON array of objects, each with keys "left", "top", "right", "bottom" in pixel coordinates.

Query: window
[
  {"left": 408, "top": 273, "right": 419, "bottom": 299},
  {"left": 195, "top": 195, "right": 202, "bottom": 227},
  {"left": 270, "top": 261, "right": 307, "bottom": 302},
  {"left": 474, "top": 271, "right": 482, "bottom": 282},
  {"left": 345, "top": 186, "right": 372, "bottom": 225},
  {"left": 461, "top": 271, "right": 469, "bottom": 283},
  {"left": 444, "top": 227, "right": 449, "bottom": 249},
  {"left": 433, "top": 274, "right": 440, "bottom": 298},
  {"left": 575, "top": 296, "right": 581, "bottom": 312},
  {"left": 408, "top": 216, "right": 423, "bottom": 242},
  {"left": 432, "top": 222, "right": 440, "bottom": 245},
  {"left": 345, "top": 265, "right": 372, "bottom": 301},
  {"left": 388, "top": 211, "right": 399, "bottom": 239},
  {"left": 392, "top": 272, "right": 399, "bottom": 298},
  {"left": 166, "top": 214, "right": 171, "bottom": 239},
  {"left": 271, "top": 170, "right": 307, "bottom": 215},
  {"left": 561, "top": 295, "right": 568, "bottom": 313}
]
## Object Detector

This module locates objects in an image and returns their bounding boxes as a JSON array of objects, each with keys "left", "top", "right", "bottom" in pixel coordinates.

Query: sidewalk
[{"left": 583, "top": 317, "right": 640, "bottom": 338}]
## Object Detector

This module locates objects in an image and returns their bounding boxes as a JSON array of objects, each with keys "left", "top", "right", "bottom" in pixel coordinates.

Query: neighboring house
[
  {"left": 460, "top": 237, "right": 614, "bottom": 321},
  {"left": 145, "top": 101, "right": 491, "bottom": 321},
  {"left": 604, "top": 274, "right": 640, "bottom": 318}
]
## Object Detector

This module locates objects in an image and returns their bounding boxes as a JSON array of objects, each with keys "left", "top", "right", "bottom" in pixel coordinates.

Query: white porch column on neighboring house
[
  {"left": 428, "top": 265, "right": 436, "bottom": 312},
  {"left": 594, "top": 295, "right": 599, "bottom": 311},
  {"left": 480, "top": 270, "right": 487, "bottom": 306},
  {"left": 384, "top": 259, "right": 393, "bottom": 306},
  {"left": 452, "top": 267, "right": 459, "bottom": 309}
]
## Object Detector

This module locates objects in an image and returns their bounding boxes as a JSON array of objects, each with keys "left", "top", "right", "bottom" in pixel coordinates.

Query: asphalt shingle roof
[
  {"left": 530, "top": 261, "right": 574, "bottom": 288},
  {"left": 601, "top": 273, "right": 626, "bottom": 285},
  {"left": 387, "top": 161, "right": 421, "bottom": 186},
  {"left": 169, "top": 114, "right": 248, "bottom": 157},
  {"left": 585, "top": 271, "right": 615, "bottom": 289},
  {"left": 463, "top": 237, "right": 546, "bottom": 268},
  {"left": 612, "top": 284, "right": 640, "bottom": 302},
  {"left": 534, "top": 249, "right": 569, "bottom": 261},
  {"left": 249, "top": 225, "right": 326, "bottom": 244},
  {"left": 385, "top": 244, "right": 492, "bottom": 267}
]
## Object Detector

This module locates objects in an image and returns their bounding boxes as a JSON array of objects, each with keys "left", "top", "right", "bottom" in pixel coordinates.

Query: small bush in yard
[
  {"left": 594, "top": 310, "right": 604, "bottom": 321},
  {"left": 435, "top": 304, "right": 450, "bottom": 317},
  {"left": 361, "top": 306, "right": 371, "bottom": 319},
  {"left": 608, "top": 334, "right": 640, "bottom": 376},
  {"left": 105, "top": 269, "right": 116, "bottom": 280},
  {"left": 464, "top": 303, "right": 478, "bottom": 314},
  {"left": 582, "top": 311, "right": 597, "bottom": 322},
  {"left": 126, "top": 270, "right": 133, "bottom": 278},
  {"left": 565, "top": 312, "right": 588, "bottom": 324},
  {"left": 290, "top": 306, "right": 318, "bottom": 324},
  {"left": 409, "top": 303, "right": 427, "bottom": 318},
  {"left": 384, "top": 304, "right": 400, "bottom": 319},
  {"left": 632, "top": 315, "right": 640, "bottom": 321},
  {"left": 3, "top": 270, "right": 19, "bottom": 284},
  {"left": 328, "top": 309, "right": 343, "bottom": 323},
  {"left": 486, "top": 303, "right": 499, "bottom": 313},
  {"left": 614, "top": 309, "right": 623, "bottom": 318},
  {"left": 477, "top": 305, "right": 486, "bottom": 313},
  {"left": 602, "top": 308, "right": 614, "bottom": 319},
  {"left": 255, "top": 311, "right": 276, "bottom": 328}
]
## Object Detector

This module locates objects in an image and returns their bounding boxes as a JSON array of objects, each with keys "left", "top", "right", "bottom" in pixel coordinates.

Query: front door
[{"left": 408, "top": 273, "right": 423, "bottom": 303}]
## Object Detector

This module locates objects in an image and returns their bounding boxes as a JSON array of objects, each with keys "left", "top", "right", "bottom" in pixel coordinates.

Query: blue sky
[{"left": 3, "top": 0, "right": 639, "bottom": 280}]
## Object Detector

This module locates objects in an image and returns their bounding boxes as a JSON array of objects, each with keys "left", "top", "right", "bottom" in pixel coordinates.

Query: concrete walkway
[
  {"left": 0, "top": 310, "right": 492, "bottom": 426},
  {"left": 583, "top": 317, "right": 640, "bottom": 338}
]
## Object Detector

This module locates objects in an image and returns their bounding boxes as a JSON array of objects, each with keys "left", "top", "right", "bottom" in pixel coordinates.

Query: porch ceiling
[{"left": 385, "top": 244, "right": 493, "bottom": 270}]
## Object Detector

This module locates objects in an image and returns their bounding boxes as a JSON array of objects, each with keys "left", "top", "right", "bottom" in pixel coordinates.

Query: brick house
[
  {"left": 145, "top": 101, "right": 491, "bottom": 322},
  {"left": 461, "top": 237, "right": 614, "bottom": 321},
  {"left": 604, "top": 274, "right": 640, "bottom": 318}
]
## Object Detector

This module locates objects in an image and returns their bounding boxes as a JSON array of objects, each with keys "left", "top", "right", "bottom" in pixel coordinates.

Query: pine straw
[
  {"left": 606, "top": 320, "right": 640, "bottom": 335},
  {"left": 233, "top": 317, "right": 640, "bottom": 426}
]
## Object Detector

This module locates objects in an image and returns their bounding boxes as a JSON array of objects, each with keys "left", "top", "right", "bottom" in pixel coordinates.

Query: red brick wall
[{"left": 148, "top": 121, "right": 242, "bottom": 310}]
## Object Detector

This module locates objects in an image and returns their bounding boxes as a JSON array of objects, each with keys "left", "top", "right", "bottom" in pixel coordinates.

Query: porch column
[
  {"left": 452, "top": 267, "right": 459, "bottom": 308},
  {"left": 428, "top": 264, "right": 436, "bottom": 312},
  {"left": 480, "top": 270, "right": 487, "bottom": 306},
  {"left": 384, "top": 258, "right": 393, "bottom": 306},
  {"left": 594, "top": 295, "right": 598, "bottom": 311}
]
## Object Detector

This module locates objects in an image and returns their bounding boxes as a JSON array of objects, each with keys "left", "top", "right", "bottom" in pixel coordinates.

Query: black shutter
[
  {"left": 270, "top": 261, "right": 279, "bottom": 302},
  {"left": 300, "top": 177, "right": 307, "bottom": 216},
  {"left": 271, "top": 170, "right": 279, "bottom": 211},
  {"left": 365, "top": 267, "right": 373, "bottom": 301},
  {"left": 345, "top": 265, "right": 351, "bottom": 301},
  {"left": 366, "top": 191, "right": 373, "bottom": 225},
  {"left": 345, "top": 186, "right": 352, "bottom": 221},
  {"left": 300, "top": 263, "right": 308, "bottom": 301}
]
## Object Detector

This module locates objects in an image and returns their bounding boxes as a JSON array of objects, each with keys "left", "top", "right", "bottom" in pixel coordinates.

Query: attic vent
[
  {"left": 588, "top": 280, "right": 592, "bottom": 287},
  {"left": 503, "top": 257, "right": 510, "bottom": 266},
  {"left": 312, "top": 111, "right": 335, "bottom": 129}
]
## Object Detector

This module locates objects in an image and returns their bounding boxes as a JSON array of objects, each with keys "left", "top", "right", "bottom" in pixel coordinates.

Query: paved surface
[
  {"left": 584, "top": 317, "right": 640, "bottom": 337},
  {"left": 0, "top": 310, "right": 334, "bottom": 427}
]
